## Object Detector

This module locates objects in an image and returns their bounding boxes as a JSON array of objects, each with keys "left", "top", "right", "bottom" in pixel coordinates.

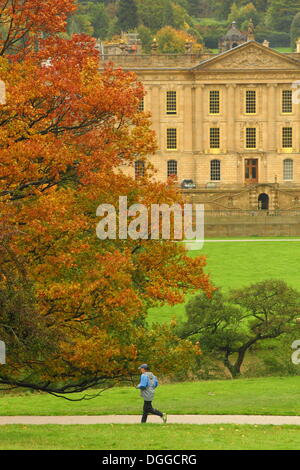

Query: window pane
[
  {"left": 210, "top": 128, "right": 220, "bottom": 148},
  {"left": 166, "top": 91, "right": 177, "bottom": 115},
  {"left": 135, "top": 160, "right": 145, "bottom": 178},
  {"left": 138, "top": 98, "right": 144, "bottom": 112},
  {"left": 211, "top": 160, "right": 221, "bottom": 181},
  {"left": 167, "top": 128, "right": 177, "bottom": 149},
  {"left": 282, "top": 127, "right": 292, "bottom": 148},
  {"left": 210, "top": 90, "right": 220, "bottom": 114},
  {"left": 246, "top": 128, "right": 256, "bottom": 148},
  {"left": 246, "top": 90, "right": 256, "bottom": 114},
  {"left": 282, "top": 90, "right": 292, "bottom": 113},
  {"left": 283, "top": 159, "right": 293, "bottom": 180},
  {"left": 168, "top": 160, "right": 177, "bottom": 177}
]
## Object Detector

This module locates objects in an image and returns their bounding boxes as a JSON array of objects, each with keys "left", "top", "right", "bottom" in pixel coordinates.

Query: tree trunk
[
  {"left": 223, "top": 348, "right": 247, "bottom": 378},
  {"left": 223, "top": 353, "right": 236, "bottom": 378},
  {"left": 232, "top": 349, "right": 247, "bottom": 377}
]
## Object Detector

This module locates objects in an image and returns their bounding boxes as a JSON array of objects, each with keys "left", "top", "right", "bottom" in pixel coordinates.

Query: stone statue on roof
[{"left": 247, "top": 18, "right": 255, "bottom": 41}]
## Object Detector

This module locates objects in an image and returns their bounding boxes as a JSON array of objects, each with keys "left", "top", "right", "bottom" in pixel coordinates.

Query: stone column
[
  {"left": 295, "top": 81, "right": 300, "bottom": 152},
  {"left": 191, "top": 86, "right": 197, "bottom": 181},
  {"left": 226, "top": 83, "right": 240, "bottom": 184},
  {"left": 182, "top": 85, "right": 193, "bottom": 180},
  {"left": 150, "top": 86, "right": 161, "bottom": 149},
  {"left": 183, "top": 86, "right": 193, "bottom": 152},
  {"left": 195, "top": 84, "right": 205, "bottom": 185},
  {"left": 226, "top": 84, "right": 236, "bottom": 153},
  {"left": 202, "top": 85, "right": 208, "bottom": 153},
  {"left": 194, "top": 85, "right": 204, "bottom": 153},
  {"left": 266, "top": 84, "right": 278, "bottom": 187},
  {"left": 267, "top": 83, "right": 277, "bottom": 152}
]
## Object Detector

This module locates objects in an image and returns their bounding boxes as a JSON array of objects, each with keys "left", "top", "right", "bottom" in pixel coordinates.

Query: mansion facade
[{"left": 101, "top": 30, "right": 300, "bottom": 212}]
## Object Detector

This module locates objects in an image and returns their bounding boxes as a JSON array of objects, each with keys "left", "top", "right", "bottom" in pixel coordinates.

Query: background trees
[
  {"left": 65, "top": 1, "right": 300, "bottom": 51},
  {"left": 266, "top": 0, "right": 300, "bottom": 33},
  {"left": 156, "top": 26, "right": 198, "bottom": 53},
  {"left": 228, "top": 2, "right": 261, "bottom": 30},
  {"left": 136, "top": 0, "right": 175, "bottom": 32},
  {"left": 290, "top": 12, "right": 300, "bottom": 48},
  {"left": 178, "top": 280, "right": 300, "bottom": 378},
  {"left": 117, "top": 0, "right": 139, "bottom": 32}
]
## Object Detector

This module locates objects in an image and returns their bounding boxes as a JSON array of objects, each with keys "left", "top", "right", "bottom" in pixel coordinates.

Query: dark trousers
[{"left": 141, "top": 400, "right": 163, "bottom": 423}]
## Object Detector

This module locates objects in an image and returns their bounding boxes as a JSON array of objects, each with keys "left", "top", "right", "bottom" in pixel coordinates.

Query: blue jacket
[{"left": 137, "top": 372, "right": 158, "bottom": 401}]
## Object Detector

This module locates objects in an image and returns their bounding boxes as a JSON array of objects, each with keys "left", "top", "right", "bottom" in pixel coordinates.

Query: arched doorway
[{"left": 258, "top": 193, "right": 269, "bottom": 210}]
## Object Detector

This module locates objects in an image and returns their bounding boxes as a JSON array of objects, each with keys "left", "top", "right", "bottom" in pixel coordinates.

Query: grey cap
[{"left": 138, "top": 364, "right": 149, "bottom": 370}]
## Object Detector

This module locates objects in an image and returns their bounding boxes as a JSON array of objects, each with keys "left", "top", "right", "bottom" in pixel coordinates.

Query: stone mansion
[{"left": 101, "top": 23, "right": 300, "bottom": 213}]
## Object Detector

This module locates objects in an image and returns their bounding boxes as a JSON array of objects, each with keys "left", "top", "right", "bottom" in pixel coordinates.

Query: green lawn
[
  {"left": 1, "top": 377, "right": 300, "bottom": 416},
  {"left": 148, "top": 238, "right": 300, "bottom": 323},
  {"left": 1, "top": 423, "right": 300, "bottom": 450},
  {"left": 274, "top": 47, "right": 293, "bottom": 53}
]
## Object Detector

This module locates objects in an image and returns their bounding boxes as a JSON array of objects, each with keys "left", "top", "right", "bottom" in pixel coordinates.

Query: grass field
[
  {"left": 1, "top": 377, "right": 300, "bottom": 416},
  {"left": 148, "top": 238, "right": 300, "bottom": 323},
  {"left": 1, "top": 423, "right": 300, "bottom": 450},
  {"left": 274, "top": 47, "right": 293, "bottom": 53}
]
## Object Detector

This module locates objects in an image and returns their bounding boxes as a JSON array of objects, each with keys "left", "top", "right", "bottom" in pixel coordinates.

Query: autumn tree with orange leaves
[{"left": 0, "top": 0, "right": 212, "bottom": 396}]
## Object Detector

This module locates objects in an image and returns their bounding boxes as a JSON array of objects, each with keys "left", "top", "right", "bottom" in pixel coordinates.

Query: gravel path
[{"left": 1, "top": 415, "right": 300, "bottom": 425}]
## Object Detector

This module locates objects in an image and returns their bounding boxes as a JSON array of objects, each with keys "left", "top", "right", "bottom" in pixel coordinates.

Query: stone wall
[
  {"left": 204, "top": 214, "right": 300, "bottom": 237},
  {"left": 100, "top": 53, "right": 214, "bottom": 69}
]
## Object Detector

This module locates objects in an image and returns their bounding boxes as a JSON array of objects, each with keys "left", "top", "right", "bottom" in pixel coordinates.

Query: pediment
[{"left": 194, "top": 41, "right": 300, "bottom": 71}]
